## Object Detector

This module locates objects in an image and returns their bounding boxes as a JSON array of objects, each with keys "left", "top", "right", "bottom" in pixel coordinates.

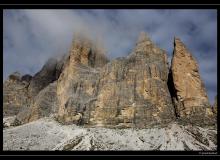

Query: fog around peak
[{"left": 3, "top": 9, "right": 217, "bottom": 104}]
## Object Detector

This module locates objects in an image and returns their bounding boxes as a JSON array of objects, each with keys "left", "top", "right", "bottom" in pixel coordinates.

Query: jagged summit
[
  {"left": 173, "top": 37, "right": 199, "bottom": 66},
  {"left": 174, "top": 37, "right": 187, "bottom": 50},
  {"left": 133, "top": 32, "right": 165, "bottom": 59},
  {"left": 68, "top": 32, "right": 109, "bottom": 68},
  {"left": 174, "top": 36, "right": 181, "bottom": 43},
  {"left": 137, "top": 31, "right": 152, "bottom": 44},
  {"left": 135, "top": 32, "right": 153, "bottom": 52}
]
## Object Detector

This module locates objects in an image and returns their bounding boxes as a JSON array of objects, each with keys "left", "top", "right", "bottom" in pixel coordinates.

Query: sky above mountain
[{"left": 3, "top": 9, "right": 217, "bottom": 104}]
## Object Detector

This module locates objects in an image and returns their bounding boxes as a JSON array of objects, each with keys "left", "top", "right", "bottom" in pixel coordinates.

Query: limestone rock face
[
  {"left": 4, "top": 55, "right": 66, "bottom": 124},
  {"left": 170, "top": 37, "right": 213, "bottom": 125},
  {"left": 4, "top": 32, "right": 216, "bottom": 129},
  {"left": 57, "top": 32, "right": 175, "bottom": 128},
  {"left": 57, "top": 34, "right": 109, "bottom": 125},
  {"left": 3, "top": 72, "right": 30, "bottom": 117}
]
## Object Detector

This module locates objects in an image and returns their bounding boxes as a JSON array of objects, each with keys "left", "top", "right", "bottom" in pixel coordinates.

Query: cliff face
[
  {"left": 3, "top": 72, "right": 31, "bottom": 117},
  {"left": 56, "top": 32, "right": 175, "bottom": 128},
  {"left": 3, "top": 32, "right": 216, "bottom": 128},
  {"left": 56, "top": 34, "right": 109, "bottom": 125},
  {"left": 169, "top": 38, "right": 215, "bottom": 125}
]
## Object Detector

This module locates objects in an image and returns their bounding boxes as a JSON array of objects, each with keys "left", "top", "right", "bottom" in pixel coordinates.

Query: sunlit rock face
[
  {"left": 169, "top": 37, "right": 214, "bottom": 125},
  {"left": 56, "top": 32, "right": 175, "bottom": 128}
]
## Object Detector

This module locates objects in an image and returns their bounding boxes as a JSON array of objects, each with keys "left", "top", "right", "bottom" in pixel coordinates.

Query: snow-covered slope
[{"left": 3, "top": 117, "right": 217, "bottom": 151}]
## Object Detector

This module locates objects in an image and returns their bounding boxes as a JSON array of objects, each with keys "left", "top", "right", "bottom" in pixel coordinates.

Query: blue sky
[{"left": 3, "top": 9, "right": 217, "bottom": 104}]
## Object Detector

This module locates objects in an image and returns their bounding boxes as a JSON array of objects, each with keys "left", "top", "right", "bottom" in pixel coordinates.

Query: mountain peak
[
  {"left": 174, "top": 36, "right": 184, "bottom": 47},
  {"left": 68, "top": 32, "right": 108, "bottom": 68},
  {"left": 170, "top": 36, "right": 213, "bottom": 124},
  {"left": 137, "top": 31, "right": 152, "bottom": 45},
  {"left": 133, "top": 32, "right": 162, "bottom": 56}
]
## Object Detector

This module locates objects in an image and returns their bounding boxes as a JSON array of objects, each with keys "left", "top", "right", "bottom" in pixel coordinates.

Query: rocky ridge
[{"left": 3, "top": 32, "right": 217, "bottom": 129}]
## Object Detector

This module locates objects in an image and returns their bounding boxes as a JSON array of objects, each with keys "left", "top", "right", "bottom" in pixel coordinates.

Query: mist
[{"left": 3, "top": 9, "right": 217, "bottom": 104}]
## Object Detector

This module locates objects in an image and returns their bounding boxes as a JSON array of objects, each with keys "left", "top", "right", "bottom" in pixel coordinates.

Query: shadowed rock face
[
  {"left": 21, "top": 74, "right": 32, "bottom": 83},
  {"left": 57, "top": 32, "right": 175, "bottom": 128},
  {"left": 212, "top": 96, "right": 217, "bottom": 116},
  {"left": 28, "top": 58, "right": 59, "bottom": 97},
  {"left": 15, "top": 82, "right": 58, "bottom": 125},
  {"left": 3, "top": 55, "right": 67, "bottom": 124},
  {"left": 169, "top": 37, "right": 214, "bottom": 125}
]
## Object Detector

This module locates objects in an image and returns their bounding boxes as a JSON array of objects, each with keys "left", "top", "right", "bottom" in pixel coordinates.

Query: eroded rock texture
[
  {"left": 15, "top": 82, "right": 58, "bottom": 125},
  {"left": 3, "top": 32, "right": 216, "bottom": 128},
  {"left": 57, "top": 32, "right": 175, "bottom": 128},
  {"left": 3, "top": 72, "right": 31, "bottom": 117},
  {"left": 56, "top": 34, "right": 109, "bottom": 125},
  {"left": 4, "top": 55, "right": 67, "bottom": 125},
  {"left": 169, "top": 37, "right": 214, "bottom": 125}
]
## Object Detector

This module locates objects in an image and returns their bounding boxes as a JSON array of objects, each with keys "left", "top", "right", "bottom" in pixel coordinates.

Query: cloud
[{"left": 3, "top": 9, "right": 217, "bottom": 104}]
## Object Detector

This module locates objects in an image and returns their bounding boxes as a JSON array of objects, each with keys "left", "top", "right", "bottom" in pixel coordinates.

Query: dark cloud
[{"left": 3, "top": 9, "right": 217, "bottom": 104}]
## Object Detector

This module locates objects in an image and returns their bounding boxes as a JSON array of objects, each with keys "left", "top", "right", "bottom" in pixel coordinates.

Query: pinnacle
[
  {"left": 137, "top": 31, "right": 152, "bottom": 44},
  {"left": 174, "top": 36, "right": 183, "bottom": 46}
]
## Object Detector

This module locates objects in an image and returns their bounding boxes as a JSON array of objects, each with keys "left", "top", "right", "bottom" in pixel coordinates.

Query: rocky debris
[
  {"left": 3, "top": 72, "right": 31, "bottom": 117},
  {"left": 169, "top": 37, "right": 214, "bottom": 125},
  {"left": 3, "top": 117, "right": 217, "bottom": 151},
  {"left": 3, "top": 116, "right": 16, "bottom": 128}
]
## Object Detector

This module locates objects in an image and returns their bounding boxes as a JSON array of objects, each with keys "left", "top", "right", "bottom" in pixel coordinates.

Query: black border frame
[{"left": 0, "top": 4, "right": 219, "bottom": 157}]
